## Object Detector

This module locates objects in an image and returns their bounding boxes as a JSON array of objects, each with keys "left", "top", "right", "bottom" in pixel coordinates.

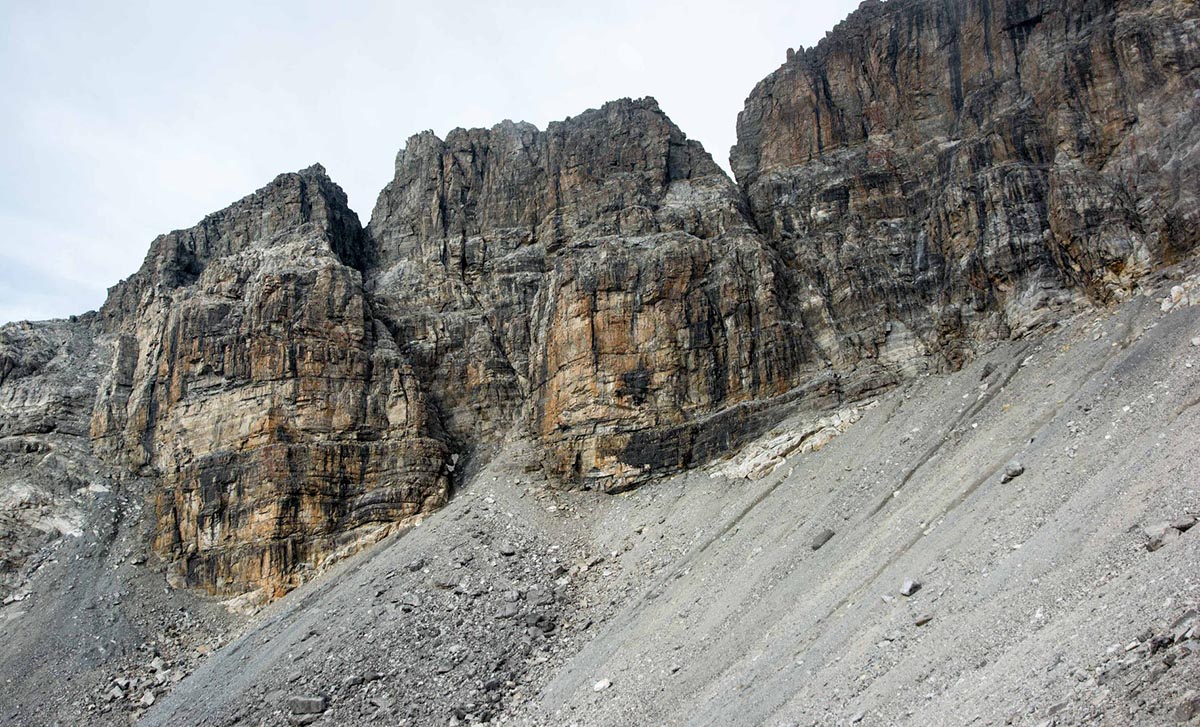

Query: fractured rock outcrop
[
  {"left": 732, "top": 0, "right": 1200, "bottom": 380},
  {"left": 367, "top": 99, "right": 800, "bottom": 491},
  {"left": 90, "top": 167, "right": 451, "bottom": 597},
  {"left": 0, "top": 0, "right": 1197, "bottom": 597}
]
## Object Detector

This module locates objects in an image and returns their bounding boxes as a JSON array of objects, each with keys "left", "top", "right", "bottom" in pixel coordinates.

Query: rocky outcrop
[
  {"left": 367, "top": 99, "right": 802, "bottom": 491},
  {"left": 732, "top": 0, "right": 1200, "bottom": 379},
  {"left": 1, "top": 0, "right": 1197, "bottom": 598},
  {"left": 90, "top": 167, "right": 451, "bottom": 597},
  {"left": 0, "top": 318, "right": 107, "bottom": 600}
]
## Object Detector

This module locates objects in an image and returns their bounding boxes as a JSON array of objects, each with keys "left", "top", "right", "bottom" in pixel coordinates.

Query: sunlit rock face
[
  {"left": 366, "top": 98, "right": 802, "bottom": 492},
  {"left": 90, "top": 167, "right": 451, "bottom": 597},
  {"left": 732, "top": 0, "right": 1200, "bottom": 377}
]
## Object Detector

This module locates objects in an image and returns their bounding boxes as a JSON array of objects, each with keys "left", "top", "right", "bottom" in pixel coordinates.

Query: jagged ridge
[{"left": 0, "top": 0, "right": 1196, "bottom": 602}]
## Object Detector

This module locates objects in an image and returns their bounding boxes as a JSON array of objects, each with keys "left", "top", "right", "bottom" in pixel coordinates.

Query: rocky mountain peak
[
  {"left": 1, "top": 2, "right": 1199, "bottom": 724},
  {"left": 1, "top": 0, "right": 1197, "bottom": 616},
  {"left": 99, "top": 164, "right": 367, "bottom": 328}
]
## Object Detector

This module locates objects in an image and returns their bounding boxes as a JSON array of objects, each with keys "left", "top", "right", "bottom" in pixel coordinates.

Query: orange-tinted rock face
[
  {"left": 367, "top": 99, "right": 803, "bottom": 491},
  {"left": 2, "top": 0, "right": 1196, "bottom": 598},
  {"left": 91, "top": 168, "right": 450, "bottom": 596}
]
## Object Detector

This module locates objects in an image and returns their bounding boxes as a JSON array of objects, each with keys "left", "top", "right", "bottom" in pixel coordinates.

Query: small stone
[
  {"left": 1144, "top": 521, "right": 1178, "bottom": 539},
  {"left": 496, "top": 602, "right": 520, "bottom": 619},
  {"left": 149, "top": 656, "right": 166, "bottom": 672},
  {"left": 139, "top": 691, "right": 155, "bottom": 707},
  {"left": 593, "top": 678, "right": 612, "bottom": 692},
  {"left": 1147, "top": 528, "right": 1181, "bottom": 552},
  {"left": 286, "top": 696, "right": 327, "bottom": 714},
  {"left": 104, "top": 687, "right": 124, "bottom": 702},
  {"left": 810, "top": 528, "right": 835, "bottom": 551},
  {"left": 1170, "top": 515, "right": 1196, "bottom": 532},
  {"left": 915, "top": 614, "right": 934, "bottom": 626},
  {"left": 406, "top": 558, "right": 426, "bottom": 572},
  {"left": 900, "top": 580, "right": 922, "bottom": 597},
  {"left": 1173, "top": 692, "right": 1200, "bottom": 722},
  {"left": 498, "top": 544, "right": 517, "bottom": 557},
  {"left": 850, "top": 711, "right": 865, "bottom": 723},
  {"left": 1191, "top": 336, "right": 1200, "bottom": 347},
  {"left": 1001, "top": 461, "right": 1025, "bottom": 483}
]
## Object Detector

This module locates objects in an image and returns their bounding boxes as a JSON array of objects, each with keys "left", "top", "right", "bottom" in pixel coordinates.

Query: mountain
[{"left": 0, "top": 0, "right": 1197, "bottom": 724}]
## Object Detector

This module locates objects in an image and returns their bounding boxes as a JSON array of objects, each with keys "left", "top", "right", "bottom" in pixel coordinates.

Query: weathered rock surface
[
  {"left": 0, "top": 0, "right": 1197, "bottom": 604},
  {"left": 0, "top": 317, "right": 105, "bottom": 599},
  {"left": 732, "top": 0, "right": 1200, "bottom": 378},
  {"left": 367, "top": 99, "right": 799, "bottom": 492},
  {"left": 89, "top": 167, "right": 451, "bottom": 597}
]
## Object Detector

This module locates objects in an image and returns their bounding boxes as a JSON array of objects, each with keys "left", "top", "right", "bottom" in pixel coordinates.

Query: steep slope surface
[{"left": 0, "top": 0, "right": 1197, "bottom": 723}]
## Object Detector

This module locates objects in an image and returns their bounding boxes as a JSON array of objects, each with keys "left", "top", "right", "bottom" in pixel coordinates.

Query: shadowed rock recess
[{"left": 0, "top": 0, "right": 1196, "bottom": 605}]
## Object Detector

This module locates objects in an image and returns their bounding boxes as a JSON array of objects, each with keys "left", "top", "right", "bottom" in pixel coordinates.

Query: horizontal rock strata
[{"left": 0, "top": 0, "right": 1196, "bottom": 596}]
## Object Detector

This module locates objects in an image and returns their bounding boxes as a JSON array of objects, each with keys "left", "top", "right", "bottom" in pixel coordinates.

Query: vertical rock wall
[{"left": 1, "top": 0, "right": 1196, "bottom": 596}]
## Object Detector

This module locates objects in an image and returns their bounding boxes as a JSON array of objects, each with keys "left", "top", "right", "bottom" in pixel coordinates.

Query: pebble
[
  {"left": 1174, "top": 692, "right": 1200, "bottom": 722},
  {"left": 286, "top": 696, "right": 327, "bottom": 714},
  {"left": 1170, "top": 515, "right": 1197, "bottom": 532},
  {"left": 810, "top": 529, "right": 836, "bottom": 551},
  {"left": 1145, "top": 525, "right": 1181, "bottom": 552},
  {"left": 900, "top": 580, "right": 922, "bottom": 597},
  {"left": 593, "top": 679, "right": 612, "bottom": 692},
  {"left": 1001, "top": 461, "right": 1025, "bottom": 483}
]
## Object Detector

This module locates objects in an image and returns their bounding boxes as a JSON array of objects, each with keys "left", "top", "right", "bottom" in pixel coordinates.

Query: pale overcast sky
[{"left": 0, "top": 0, "right": 860, "bottom": 324}]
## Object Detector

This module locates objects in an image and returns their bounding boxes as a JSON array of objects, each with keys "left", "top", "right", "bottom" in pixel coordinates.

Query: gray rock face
[
  {"left": 732, "top": 0, "right": 1200, "bottom": 380},
  {"left": 1, "top": 0, "right": 1197, "bottom": 602},
  {"left": 0, "top": 318, "right": 106, "bottom": 599},
  {"left": 366, "top": 98, "right": 801, "bottom": 491}
]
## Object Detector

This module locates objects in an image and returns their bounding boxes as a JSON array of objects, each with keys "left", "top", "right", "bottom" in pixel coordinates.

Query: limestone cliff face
[
  {"left": 1, "top": 0, "right": 1197, "bottom": 598},
  {"left": 732, "top": 0, "right": 1200, "bottom": 378},
  {"left": 90, "top": 167, "right": 451, "bottom": 597},
  {"left": 367, "top": 99, "right": 799, "bottom": 491},
  {"left": 0, "top": 318, "right": 107, "bottom": 599}
]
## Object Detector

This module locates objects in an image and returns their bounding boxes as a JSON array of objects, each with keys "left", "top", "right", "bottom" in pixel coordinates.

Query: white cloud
[{"left": 0, "top": 0, "right": 861, "bottom": 324}]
